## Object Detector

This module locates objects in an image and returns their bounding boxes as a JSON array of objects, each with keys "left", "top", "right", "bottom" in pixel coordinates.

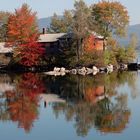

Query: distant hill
[
  {"left": 38, "top": 17, "right": 140, "bottom": 47},
  {"left": 37, "top": 16, "right": 62, "bottom": 32},
  {"left": 37, "top": 17, "right": 52, "bottom": 32},
  {"left": 117, "top": 24, "right": 140, "bottom": 47}
]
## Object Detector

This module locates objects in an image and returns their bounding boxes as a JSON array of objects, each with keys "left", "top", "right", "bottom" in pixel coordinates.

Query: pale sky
[{"left": 0, "top": 0, "right": 139, "bottom": 25}]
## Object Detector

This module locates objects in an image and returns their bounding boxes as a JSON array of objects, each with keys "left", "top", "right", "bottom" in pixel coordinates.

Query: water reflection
[
  {"left": 0, "top": 71, "right": 138, "bottom": 137},
  {"left": 0, "top": 73, "right": 45, "bottom": 132},
  {"left": 44, "top": 73, "right": 134, "bottom": 136}
]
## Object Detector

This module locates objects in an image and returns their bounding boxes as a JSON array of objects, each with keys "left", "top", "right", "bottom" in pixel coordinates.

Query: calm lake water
[{"left": 0, "top": 71, "right": 140, "bottom": 140}]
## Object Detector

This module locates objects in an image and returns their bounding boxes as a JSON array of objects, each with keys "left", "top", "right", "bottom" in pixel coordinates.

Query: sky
[{"left": 0, "top": 0, "right": 140, "bottom": 25}]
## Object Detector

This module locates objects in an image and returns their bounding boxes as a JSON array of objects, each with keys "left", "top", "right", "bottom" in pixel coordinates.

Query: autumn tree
[
  {"left": 7, "top": 3, "right": 39, "bottom": 45},
  {"left": 7, "top": 4, "right": 45, "bottom": 66},
  {"left": 49, "top": 0, "right": 131, "bottom": 66},
  {"left": 50, "top": 0, "right": 91, "bottom": 61},
  {"left": 72, "top": 0, "right": 91, "bottom": 61},
  {"left": 13, "top": 41, "right": 45, "bottom": 66},
  {"left": 91, "top": 1, "right": 129, "bottom": 50}
]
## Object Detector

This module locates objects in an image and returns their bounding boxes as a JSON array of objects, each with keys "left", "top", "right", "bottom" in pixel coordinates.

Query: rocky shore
[
  {"left": 0, "top": 62, "right": 139, "bottom": 75},
  {"left": 44, "top": 64, "right": 128, "bottom": 76}
]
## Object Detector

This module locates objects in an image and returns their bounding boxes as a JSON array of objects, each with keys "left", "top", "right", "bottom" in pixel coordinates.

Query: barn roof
[
  {"left": 38, "top": 33, "right": 66, "bottom": 43},
  {"left": 92, "top": 32, "right": 104, "bottom": 39},
  {"left": 38, "top": 32, "right": 104, "bottom": 43}
]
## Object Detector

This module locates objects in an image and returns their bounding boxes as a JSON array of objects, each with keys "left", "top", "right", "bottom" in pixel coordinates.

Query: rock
[
  {"left": 86, "top": 68, "right": 93, "bottom": 75},
  {"left": 71, "top": 69, "right": 77, "bottom": 74},
  {"left": 99, "top": 67, "right": 107, "bottom": 73},
  {"left": 60, "top": 67, "right": 66, "bottom": 72},
  {"left": 77, "top": 67, "right": 87, "bottom": 75},
  {"left": 60, "top": 72, "right": 66, "bottom": 76},
  {"left": 119, "top": 64, "right": 128, "bottom": 70},
  {"left": 65, "top": 70, "right": 70, "bottom": 73},
  {"left": 93, "top": 66, "right": 99, "bottom": 72},
  {"left": 93, "top": 71, "right": 98, "bottom": 75},
  {"left": 92, "top": 66, "right": 99, "bottom": 75},
  {"left": 106, "top": 64, "right": 113, "bottom": 73},
  {"left": 45, "top": 71, "right": 65, "bottom": 76},
  {"left": 45, "top": 71, "right": 56, "bottom": 75},
  {"left": 54, "top": 67, "right": 61, "bottom": 72}
]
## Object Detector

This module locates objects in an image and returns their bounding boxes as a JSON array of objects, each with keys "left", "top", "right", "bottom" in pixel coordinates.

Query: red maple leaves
[
  {"left": 14, "top": 41, "right": 45, "bottom": 66},
  {"left": 7, "top": 4, "right": 45, "bottom": 66},
  {"left": 7, "top": 4, "right": 39, "bottom": 45}
]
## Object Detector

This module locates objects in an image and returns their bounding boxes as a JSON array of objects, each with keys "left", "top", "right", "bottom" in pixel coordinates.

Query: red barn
[
  {"left": 84, "top": 33, "right": 105, "bottom": 52},
  {"left": 38, "top": 32, "right": 105, "bottom": 55}
]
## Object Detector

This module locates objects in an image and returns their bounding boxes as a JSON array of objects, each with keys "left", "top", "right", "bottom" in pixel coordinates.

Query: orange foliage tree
[
  {"left": 91, "top": 1, "right": 129, "bottom": 47},
  {"left": 7, "top": 4, "right": 45, "bottom": 66},
  {"left": 13, "top": 41, "right": 45, "bottom": 66},
  {"left": 7, "top": 3, "right": 38, "bottom": 45}
]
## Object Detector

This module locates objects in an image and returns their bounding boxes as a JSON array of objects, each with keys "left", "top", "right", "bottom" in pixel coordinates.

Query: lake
[{"left": 0, "top": 71, "right": 140, "bottom": 140}]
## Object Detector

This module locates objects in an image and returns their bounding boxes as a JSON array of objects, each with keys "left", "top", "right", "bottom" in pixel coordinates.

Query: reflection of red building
[
  {"left": 40, "top": 94, "right": 65, "bottom": 108},
  {"left": 84, "top": 86, "right": 105, "bottom": 104}
]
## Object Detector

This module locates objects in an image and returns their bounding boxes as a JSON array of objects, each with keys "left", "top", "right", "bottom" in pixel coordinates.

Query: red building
[
  {"left": 84, "top": 33, "right": 105, "bottom": 52},
  {"left": 38, "top": 32, "right": 105, "bottom": 54}
]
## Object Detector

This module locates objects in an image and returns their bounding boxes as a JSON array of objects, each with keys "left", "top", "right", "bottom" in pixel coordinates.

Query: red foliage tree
[
  {"left": 7, "top": 4, "right": 45, "bottom": 66},
  {"left": 14, "top": 41, "right": 45, "bottom": 66},
  {"left": 7, "top": 3, "right": 39, "bottom": 45}
]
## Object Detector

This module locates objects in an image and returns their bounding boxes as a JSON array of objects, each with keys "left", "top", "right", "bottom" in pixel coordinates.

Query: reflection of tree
[
  {"left": 43, "top": 75, "right": 105, "bottom": 102},
  {"left": 94, "top": 95, "right": 130, "bottom": 133},
  {"left": 43, "top": 75, "right": 84, "bottom": 101},
  {"left": 0, "top": 73, "right": 46, "bottom": 132},
  {"left": 0, "top": 71, "right": 137, "bottom": 135},
  {"left": 52, "top": 102, "right": 95, "bottom": 136},
  {"left": 16, "top": 73, "right": 46, "bottom": 96},
  {"left": 52, "top": 95, "right": 130, "bottom": 136},
  {"left": 0, "top": 74, "right": 13, "bottom": 121},
  {"left": 5, "top": 90, "right": 39, "bottom": 132},
  {"left": 43, "top": 72, "right": 135, "bottom": 136},
  {"left": 44, "top": 71, "right": 137, "bottom": 102},
  {"left": 104, "top": 71, "right": 137, "bottom": 98}
]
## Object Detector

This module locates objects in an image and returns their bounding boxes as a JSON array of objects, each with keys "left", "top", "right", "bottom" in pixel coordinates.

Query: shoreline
[{"left": 0, "top": 63, "right": 139, "bottom": 74}]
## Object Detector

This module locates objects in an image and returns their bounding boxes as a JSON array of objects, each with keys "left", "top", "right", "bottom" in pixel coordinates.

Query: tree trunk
[
  {"left": 81, "top": 38, "right": 84, "bottom": 56},
  {"left": 76, "top": 38, "right": 84, "bottom": 62},
  {"left": 76, "top": 40, "right": 80, "bottom": 62},
  {"left": 103, "top": 38, "right": 107, "bottom": 51}
]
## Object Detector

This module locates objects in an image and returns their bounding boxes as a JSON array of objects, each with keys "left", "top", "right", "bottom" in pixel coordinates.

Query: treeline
[
  {"left": 47, "top": 0, "right": 136, "bottom": 67},
  {"left": 0, "top": 1, "right": 137, "bottom": 68}
]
